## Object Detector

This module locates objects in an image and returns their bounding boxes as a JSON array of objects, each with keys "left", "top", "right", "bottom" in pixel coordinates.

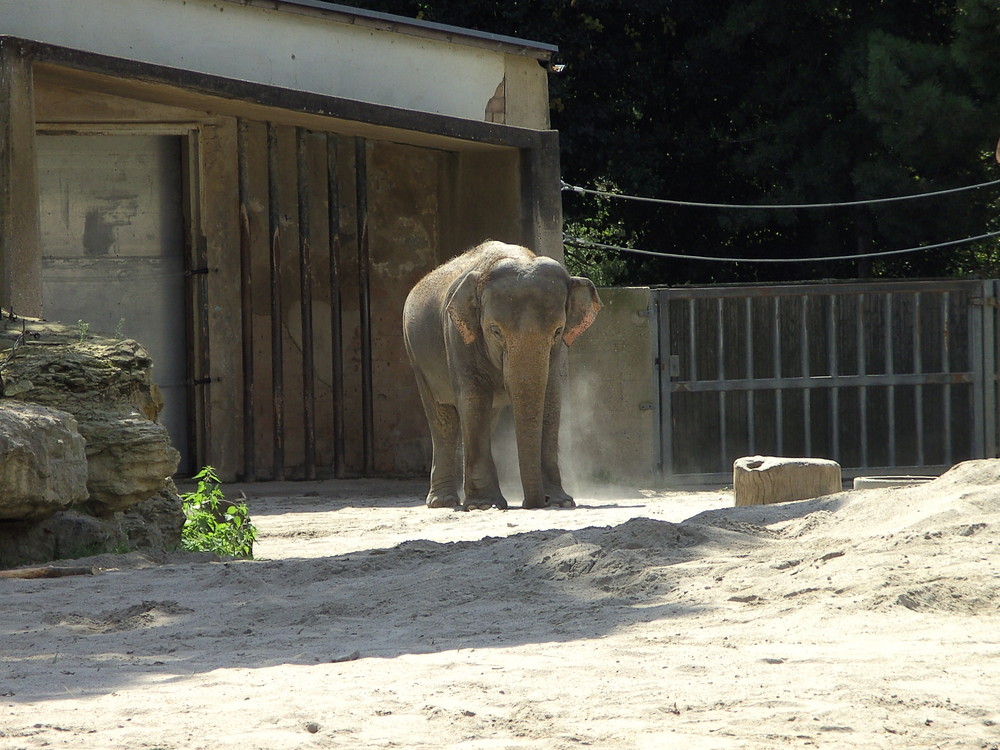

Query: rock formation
[{"left": 0, "top": 312, "right": 183, "bottom": 567}]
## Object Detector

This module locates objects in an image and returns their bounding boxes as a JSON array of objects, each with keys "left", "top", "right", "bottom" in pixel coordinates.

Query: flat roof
[{"left": 227, "top": 0, "right": 558, "bottom": 58}]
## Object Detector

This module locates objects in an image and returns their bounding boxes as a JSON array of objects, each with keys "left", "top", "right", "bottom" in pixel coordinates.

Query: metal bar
[
  {"left": 658, "top": 278, "right": 982, "bottom": 301},
  {"left": 657, "top": 292, "right": 673, "bottom": 478},
  {"left": 773, "top": 296, "right": 783, "bottom": 454},
  {"left": 942, "top": 292, "right": 952, "bottom": 465},
  {"left": 191, "top": 235, "right": 211, "bottom": 468},
  {"left": 913, "top": 292, "right": 924, "bottom": 465},
  {"left": 650, "top": 297, "right": 663, "bottom": 478},
  {"left": 801, "top": 295, "right": 812, "bottom": 456},
  {"left": 297, "top": 127, "right": 316, "bottom": 480},
  {"left": 885, "top": 293, "right": 896, "bottom": 465},
  {"left": 267, "top": 122, "right": 285, "bottom": 480},
  {"left": 688, "top": 299, "right": 697, "bottom": 381},
  {"left": 326, "top": 133, "right": 346, "bottom": 478},
  {"left": 678, "top": 299, "right": 696, "bottom": 472},
  {"left": 827, "top": 294, "right": 839, "bottom": 461},
  {"left": 857, "top": 294, "right": 868, "bottom": 468},
  {"left": 716, "top": 297, "right": 726, "bottom": 470},
  {"left": 355, "top": 137, "right": 375, "bottom": 476},
  {"left": 669, "top": 371, "right": 976, "bottom": 393},
  {"left": 744, "top": 296, "right": 755, "bottom": 455},
  {"left": 236, "top": 118, "right": 256, "bottom": 481},
  {"left": 981, "top": 281, "right": 998, "bottom": 458},
  {"left": 187, "top": 135, "right": 211, "bottom": 471},
  {"left": 970, "top": 282, "right": 988, "bottom": 458}
]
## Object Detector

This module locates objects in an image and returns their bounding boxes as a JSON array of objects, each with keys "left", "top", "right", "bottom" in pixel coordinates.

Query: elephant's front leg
[
  {"left": 459, "top": 390, "right": 508, "bottom": 511},
  {"left": 541, "top": 349, "right": 575, "bottom": 508}
]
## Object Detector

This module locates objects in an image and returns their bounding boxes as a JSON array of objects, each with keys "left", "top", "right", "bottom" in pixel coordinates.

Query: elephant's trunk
[{"left": 504, "top": 345, "right": 550, "bottom": 509}]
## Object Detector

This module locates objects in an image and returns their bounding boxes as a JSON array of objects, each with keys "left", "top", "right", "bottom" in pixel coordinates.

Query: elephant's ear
[
  {"left": 563, "top": 277, "right": 602, "bottom": 346},
  {"left": 446, "top": 271, "right": 481, "bottom": 345}
]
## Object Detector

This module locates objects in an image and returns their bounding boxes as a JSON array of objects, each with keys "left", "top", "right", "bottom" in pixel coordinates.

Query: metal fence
[{"left": 655, "top": 279, "right": 1000, "bottom": 484}]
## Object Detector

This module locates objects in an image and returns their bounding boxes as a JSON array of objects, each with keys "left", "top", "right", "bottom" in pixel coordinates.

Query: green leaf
[{"left": 180, "top": 467, "right": 257, "bottom": 558}]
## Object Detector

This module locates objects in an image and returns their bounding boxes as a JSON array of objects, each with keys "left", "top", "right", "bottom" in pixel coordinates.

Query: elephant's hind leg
[
  {"left": 414, "top": 374, "right": 461, "bottom": 508},
  {"left": 426, "top": 402, "right": 462, "bottom": 508}
]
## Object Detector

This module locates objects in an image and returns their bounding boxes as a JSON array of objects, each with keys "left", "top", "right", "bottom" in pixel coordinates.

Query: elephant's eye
[
  {"left": 488, "top": 324, "right": 503, "bottom": 339},
  {"left": 553, "top": 326, "right": 564, "bottom": 339}
]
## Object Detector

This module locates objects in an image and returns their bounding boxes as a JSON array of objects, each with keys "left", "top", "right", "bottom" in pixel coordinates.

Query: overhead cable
[
  {"left": 562, "top": 229, "right": 1000, "bottom": 264},
  {"left": 560, "top": 178, "right": 1000, "bottom": 210}
]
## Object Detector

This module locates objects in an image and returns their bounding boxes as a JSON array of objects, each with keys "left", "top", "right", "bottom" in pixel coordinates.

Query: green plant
[
  {"left": 180, "top": 466, "right": 257, "bottom": 558},
  {"left": 76, "top": 320, "right": 89, "bottom": 343}
]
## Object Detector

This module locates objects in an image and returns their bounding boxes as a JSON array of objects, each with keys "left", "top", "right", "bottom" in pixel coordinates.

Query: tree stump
[{"left": 733, "top": 455, "right": 842, "bottom": 507}]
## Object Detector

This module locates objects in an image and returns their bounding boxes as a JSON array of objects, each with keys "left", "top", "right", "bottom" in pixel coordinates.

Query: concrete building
[{"left": 0, "top": 0, "right": 562, "bottom": 480}]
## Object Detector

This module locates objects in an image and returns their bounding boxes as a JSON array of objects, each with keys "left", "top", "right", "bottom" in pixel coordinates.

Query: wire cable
[
  {"left": 561, "top": 178, "right": 1000, "bottom": 210},
  {"left": 563, "top": 229, "right": 1000, "bottom": 264}
]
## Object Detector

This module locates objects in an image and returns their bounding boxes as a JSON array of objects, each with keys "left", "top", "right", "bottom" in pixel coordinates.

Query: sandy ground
[{"left": 2, "top": 461, "right": 1000, "bottom": 750}]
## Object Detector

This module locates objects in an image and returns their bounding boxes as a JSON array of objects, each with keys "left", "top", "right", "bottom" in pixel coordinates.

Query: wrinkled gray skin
[{"left": 403, "top": 241, "right": 602, "bottom": 510}]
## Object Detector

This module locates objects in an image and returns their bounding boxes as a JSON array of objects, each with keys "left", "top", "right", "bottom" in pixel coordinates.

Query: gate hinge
[
  {"left": 189, "top": 377, "right": 214, "bottom": 386},
  {"left": 186, "top": 267, "right": 210, "bottom": 277}
]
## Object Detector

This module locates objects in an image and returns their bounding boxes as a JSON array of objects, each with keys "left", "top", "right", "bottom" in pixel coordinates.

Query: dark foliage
[{"left": 328, "top": 0, "right": 1000, "bottom": 286}]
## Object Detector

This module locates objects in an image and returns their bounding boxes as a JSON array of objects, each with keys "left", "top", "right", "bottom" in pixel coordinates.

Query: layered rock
[
  {"left": 78, "top": 405, "right": 180, "bottom": 516},
  {"left": 0, "top": 313, "right": 183, "bottom": 566},
  {"left": 0, "top": 401, "right": 89, "bottom": 520}
]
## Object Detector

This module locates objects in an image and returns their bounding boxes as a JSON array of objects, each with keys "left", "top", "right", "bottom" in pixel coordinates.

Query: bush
[{"left": 181, "top": 466, "right": 257, "bottom": 558}]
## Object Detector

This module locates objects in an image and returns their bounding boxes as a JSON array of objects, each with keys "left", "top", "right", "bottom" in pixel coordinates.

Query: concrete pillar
[
  {"left": 521, "top": 130, "right": 563, "bottom": 262},
  {"left": 0, "top": 40, "right": 42, "bottom": 316}
]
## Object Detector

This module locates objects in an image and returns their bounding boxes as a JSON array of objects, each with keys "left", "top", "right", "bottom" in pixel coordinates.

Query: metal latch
[{"left": 667, "top": 354, "right": 680, "bottom": 378}]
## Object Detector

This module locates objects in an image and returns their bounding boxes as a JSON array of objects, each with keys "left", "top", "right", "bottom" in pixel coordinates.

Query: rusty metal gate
[{"left": 655, "top": 279, "right": 1000, "bottom": 484}]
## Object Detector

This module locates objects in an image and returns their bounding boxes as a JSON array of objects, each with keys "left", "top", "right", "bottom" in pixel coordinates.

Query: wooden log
[
  {"left": 0, "top": 565, "right": 96, "bottom": 579},
  {"left": 733, "top": 455, "right": 842, "bottom": 507}
]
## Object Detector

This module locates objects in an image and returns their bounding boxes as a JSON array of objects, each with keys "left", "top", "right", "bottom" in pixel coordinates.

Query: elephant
[{"left": 403, "top": 240, "right": 602, "bottom": 510}]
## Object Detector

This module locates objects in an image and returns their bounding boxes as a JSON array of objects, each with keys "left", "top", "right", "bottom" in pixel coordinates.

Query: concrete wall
[
  {"left": 0, "top": 0, "right": 552, "bottom": 128},
  {"left": 566, "top": 287, "right": 659, "bottom": 488}
]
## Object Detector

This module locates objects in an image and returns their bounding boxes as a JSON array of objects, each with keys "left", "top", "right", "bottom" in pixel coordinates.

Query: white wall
[{"left": 1, "top": 0, "right": 549, "bottom": 126}]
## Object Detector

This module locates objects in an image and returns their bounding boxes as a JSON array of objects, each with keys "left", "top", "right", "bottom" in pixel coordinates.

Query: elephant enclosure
[{"left": 4, "top": 469, "right": 1000, "bottom": 749}]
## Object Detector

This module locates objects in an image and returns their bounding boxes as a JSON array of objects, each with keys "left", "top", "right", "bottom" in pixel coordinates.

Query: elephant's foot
[
  {"left": 546, "top": 495, "right": 576, "bottom": 509},
  {"left": 521, "top": 495, "right": 547, "bottom": 509},
  {"left": 544, "top": 484, "right": 576, "bottom": 509},
  {"left": 523, "top": 495, "right": 575, "bottom": 509},
  {"left": 463, "top": 494, "right": 509, "bottom": 511},
  {"left": 426, "top": 490, "right": 461, "bottom": 508}
]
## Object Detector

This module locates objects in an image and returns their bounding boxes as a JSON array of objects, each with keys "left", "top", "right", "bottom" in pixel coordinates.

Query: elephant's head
[
  {"left": 444, "top": 254, "right": 601, "bottom": 506},
  {"left": 445, "top": 255, "right": 602, "bottom": 356}
]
